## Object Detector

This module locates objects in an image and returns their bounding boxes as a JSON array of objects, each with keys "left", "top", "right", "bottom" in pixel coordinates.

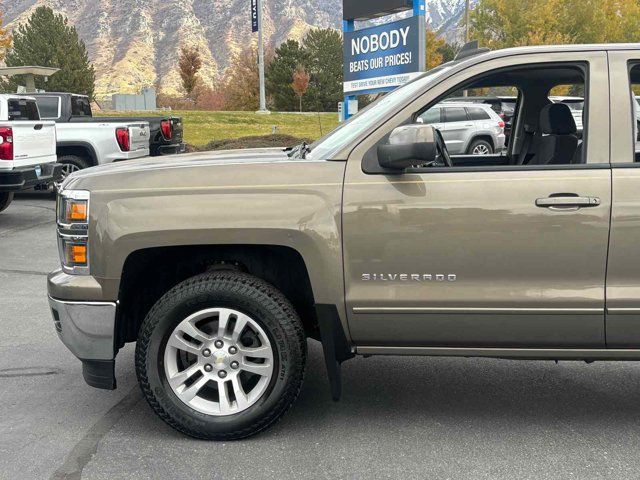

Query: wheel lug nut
[
  {"left": 218, "top": 370, "right": 227, "bottom": 379},
  {"left": 214, "top": 340, "right": 224, "bottom": 349},
  {"left": 229, "top": 346, "right": 238, "bottom": 355},
  {"left": 231, "top": 361, "right": 239, "bottom": 369},
  {"left": 204, "top": 364, "right": 213, "bottom": 372},
  {"left": 202, "top": 349, "right": 211, "bottom": 357}
]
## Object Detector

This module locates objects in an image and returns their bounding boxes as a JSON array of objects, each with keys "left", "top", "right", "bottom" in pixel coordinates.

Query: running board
[{"left": 356, "top": 346, "right": 640, "bottom": 361}]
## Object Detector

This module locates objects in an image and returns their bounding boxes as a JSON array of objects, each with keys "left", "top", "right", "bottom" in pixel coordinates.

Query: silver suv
[{"left": 417, "top": 102, "right": 506, "bottom": 155}]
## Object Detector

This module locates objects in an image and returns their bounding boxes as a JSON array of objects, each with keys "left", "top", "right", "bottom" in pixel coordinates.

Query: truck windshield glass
[
  {"left": 8, "top": 99, "right": 40, "bottom": 121},
  {"left": 308, "top": 65, "right": 453, "bottom": 160},
  {"left": 71, "top": 96, "right": 92, "bottom": 117}
]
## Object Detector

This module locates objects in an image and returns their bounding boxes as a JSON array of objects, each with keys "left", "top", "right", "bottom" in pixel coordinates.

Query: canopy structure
[{"left": 0, "top": 66, "right": 60, "bottom": 93}]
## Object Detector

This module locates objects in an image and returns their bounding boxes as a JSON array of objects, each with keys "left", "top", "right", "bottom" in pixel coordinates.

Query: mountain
[{"left": 2, "top": 0, "right": 470, "bottom": 99}]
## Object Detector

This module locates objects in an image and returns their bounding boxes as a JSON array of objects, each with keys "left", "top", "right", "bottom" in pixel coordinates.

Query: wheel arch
[
  {"left": 468, "top": 134, "right": 495, "bottom": 152},
  {"left": 115, "top": 244, "right": 320, "bottom": 349},
  {"left": 57, "top": 142, "right": 99, "bottom": 167}
]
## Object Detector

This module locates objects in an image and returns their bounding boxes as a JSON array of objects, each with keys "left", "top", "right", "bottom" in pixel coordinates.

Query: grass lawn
[{"left": 96, "top": 110, "right": 340, "bottom": 147}]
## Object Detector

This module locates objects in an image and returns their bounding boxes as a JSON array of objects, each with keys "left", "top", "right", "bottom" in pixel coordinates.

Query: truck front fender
[{"left": 86, "top": 160, "right": 349, "bottom": 337}]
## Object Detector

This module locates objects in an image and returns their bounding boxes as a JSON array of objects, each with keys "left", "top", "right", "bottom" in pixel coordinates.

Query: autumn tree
[
  {"left": 223, "top": 46, "right": 261, "bottom": 110},
  {"left": 470, "top": 0, "right": 640, "bottom": 49},
  {"left": 426, "top": 29, "right": 445, "bottom": 70},
  {"left": 0, "top": 8, "right": 12, "bottom": 62},
  {"left": 179, "top": 46, "right": 203, "bottom": 100},
  {"left": 291, "top": 65, "right": 310, "bottom": 112},
  {"left": 2, "top": 7, "right": 94, "bottom": 97}
]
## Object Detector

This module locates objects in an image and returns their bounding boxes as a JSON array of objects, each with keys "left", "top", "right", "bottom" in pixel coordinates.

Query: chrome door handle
[{"left": 535, "top": 196, "right": 601, "bottom": 209}]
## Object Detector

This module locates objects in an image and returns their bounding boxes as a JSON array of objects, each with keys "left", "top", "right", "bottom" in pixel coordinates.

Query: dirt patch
[{"left": 186, "top": 134, "right": 311, "bottom": 152}]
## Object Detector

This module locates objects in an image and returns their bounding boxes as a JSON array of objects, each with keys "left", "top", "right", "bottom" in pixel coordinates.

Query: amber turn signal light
[
  {"left": 62, "top": 240, "right": 88, "bottom": 267},
  {"left": 69, "top": 202, "right": 87, "bottom": 221}
]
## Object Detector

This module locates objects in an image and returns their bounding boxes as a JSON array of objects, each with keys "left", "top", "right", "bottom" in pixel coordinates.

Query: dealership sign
[
  {"left": 343, "top": 0, "right": 413, "bottom": 20},
  {"left": 343, "top": 16, "right": 422, "bottom": 94}
]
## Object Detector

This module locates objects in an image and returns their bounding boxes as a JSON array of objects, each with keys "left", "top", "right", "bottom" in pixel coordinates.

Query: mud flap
[{"left": 315, "top": 304, "right": 354, "bottom": 402}]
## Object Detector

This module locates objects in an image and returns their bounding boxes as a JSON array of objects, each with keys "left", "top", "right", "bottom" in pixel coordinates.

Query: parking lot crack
[
  {"left": 0, "top": 218, "right": 55, "bottom": 238},
  {"left": 49, "top": 386, "right": 142, "bottom": 480},
  {"left": 0, "top": 268, "right": 49, "bottom": 276}
]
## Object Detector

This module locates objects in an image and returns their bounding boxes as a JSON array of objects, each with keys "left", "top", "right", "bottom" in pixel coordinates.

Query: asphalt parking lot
[{"left": 5, "top": 195, "right": 640, "bottom": 480}]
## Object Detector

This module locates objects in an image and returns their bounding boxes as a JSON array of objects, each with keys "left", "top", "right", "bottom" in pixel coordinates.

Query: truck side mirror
[{"left": 377, "top": 124, "right": 438, "bottom": 170}]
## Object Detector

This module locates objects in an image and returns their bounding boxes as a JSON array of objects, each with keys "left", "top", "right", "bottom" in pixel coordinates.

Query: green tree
[
  {"left": 2, "top": 7, "right": 95, "bottom": 97},
  {"left": 303, "top": 28, "right": 343, "bottom": 112},
  {"left": 266, "top": 39, "right": 308, "bottom": 111}
]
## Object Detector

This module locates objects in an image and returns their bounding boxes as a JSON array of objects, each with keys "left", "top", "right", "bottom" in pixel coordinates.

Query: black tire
[
  {"left": 467, "top": 138, "right": 494, "bottom": 155},
  {"left": 58, "top": 155, "right": 91, "bottom": 180},
  {"left": 135, "top": 271, "right": 307, "bottom": 440},
  {"left": 0, "top": 192, "right": 13, "bottom": 213}
]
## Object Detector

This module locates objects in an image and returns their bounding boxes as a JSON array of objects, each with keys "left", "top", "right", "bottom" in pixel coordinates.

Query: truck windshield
[{"left": 307, "top": 65, "right": 454, "bottom": 160}]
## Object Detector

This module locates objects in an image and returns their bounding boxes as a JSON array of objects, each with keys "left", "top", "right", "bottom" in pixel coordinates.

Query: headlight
[{"left": 57, "top": 190, "right": 90, "bottom": 275}]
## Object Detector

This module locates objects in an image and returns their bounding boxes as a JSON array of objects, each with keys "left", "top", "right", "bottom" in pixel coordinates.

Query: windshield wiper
[{"left": 287, "top": 142, "right": 311, "bottom": 159}]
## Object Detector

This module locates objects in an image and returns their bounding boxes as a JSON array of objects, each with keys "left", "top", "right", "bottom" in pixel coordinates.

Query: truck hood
[
  {"left": 67, "top": 148, "right": 295, "bottom": 181},
  {"left": 62, "top": 147, "right": 337, "bottom": 193}
]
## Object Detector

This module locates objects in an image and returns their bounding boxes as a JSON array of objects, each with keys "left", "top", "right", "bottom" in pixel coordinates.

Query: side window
[
  {"left": 443, "top": 107, "right": 468, "bottom": 123},
  {"left": 36, "top": 97, "right": 60, "bottom": 119},
  {"left": 418, "top": 108, "right": 441, "bottom": 124},
  {"left": 71, "top": 97, "right": 92, "bottom": 117},
  {"left": 412, "top": 64, "right": 590, "bottom": 166},
  {"left": 467, "top": 107, "right": 492, "bottom": 121},
  {"left": 7, "top": 99, "right": 40, "bottom": 121},
  {"left": 628, "top": 64, "right": 640, "bottom": 159}
]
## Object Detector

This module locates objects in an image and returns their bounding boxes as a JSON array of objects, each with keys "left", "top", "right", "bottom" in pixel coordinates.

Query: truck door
[
  {"left": 342, "top": 52, "right": 611, "bottom": 349},
  {"left": 605, "top": 51, "right": 640, "bottom": 347}
]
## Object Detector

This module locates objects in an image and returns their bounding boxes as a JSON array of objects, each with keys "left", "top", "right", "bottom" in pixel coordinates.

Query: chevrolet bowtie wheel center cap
[{"left": 212, "top": 351, "right": 229, "bottom": 369}]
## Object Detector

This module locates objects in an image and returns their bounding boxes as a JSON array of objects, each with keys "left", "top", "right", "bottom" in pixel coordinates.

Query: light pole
[
  {"left": 465, "top": 0, "right": 470, "bottom": 43},
  {"left": 257, "top": 0, "right": 269, "bottom": 114}
]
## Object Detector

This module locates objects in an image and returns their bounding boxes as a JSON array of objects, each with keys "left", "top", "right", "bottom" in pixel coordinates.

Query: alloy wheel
[
  {"left": 60, "top": 162, "right": 80, "bottom": 180},
  {"left": 472, "top": 144, "right": 491, "bottom": 155},
  {"left": 163, "top": 308, "right": 275, "bottom": 416}
]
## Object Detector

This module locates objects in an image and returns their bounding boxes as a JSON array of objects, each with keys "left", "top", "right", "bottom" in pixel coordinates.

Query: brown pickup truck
[{"left": 48, "top": 43, "right": 640, "bottom": 440}]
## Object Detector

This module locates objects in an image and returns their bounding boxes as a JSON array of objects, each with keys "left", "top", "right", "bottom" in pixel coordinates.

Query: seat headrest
[{"left": 540, "top": 103, "right": 577, "bottom": 135}]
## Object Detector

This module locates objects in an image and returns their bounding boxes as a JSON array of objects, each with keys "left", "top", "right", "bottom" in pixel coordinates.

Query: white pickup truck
[
  {"left": 19, "top": 93, "right": 150, "bottom": 180},
  {"left": 0, "top": 95, "right": 59, "bottom": 213}
]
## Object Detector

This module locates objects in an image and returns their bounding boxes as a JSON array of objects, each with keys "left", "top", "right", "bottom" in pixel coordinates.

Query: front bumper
[
  {"left": 0, "top": 163, "right": 63, "bottom": 192},
  {"left": 48, "top": 295, "right": 117, "bottom": 390}
]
